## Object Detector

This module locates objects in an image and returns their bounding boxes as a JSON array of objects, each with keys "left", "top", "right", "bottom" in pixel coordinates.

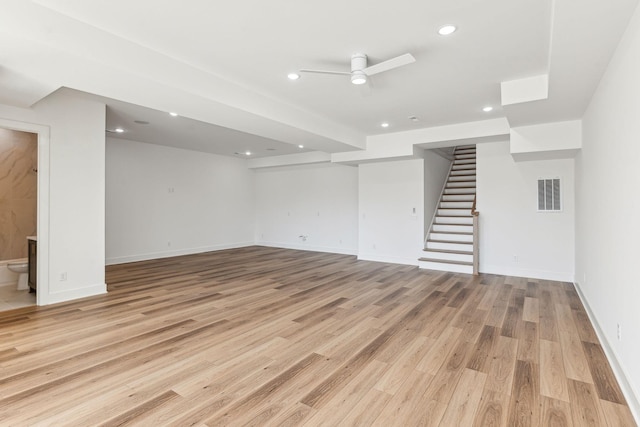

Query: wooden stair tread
[
  {"left": 422, "top": 248, "right": 473, "bottom": 255},
  {"left": 433, "top": 223, "right": 472, "bottom": 227},
  {"left": 427, "top": 239, "right": 473, "bottom": 244},
  {"left": 419, "top": 258, "right": 473, "bottom": 266},
  {"left": 430, "top": 231, "right": 473, "bottom": 235}
]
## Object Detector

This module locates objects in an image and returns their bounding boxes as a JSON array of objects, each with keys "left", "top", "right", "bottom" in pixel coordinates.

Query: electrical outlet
[
  {"left": 513, "top": 255, "right": 519, "bottom": 262},
  {"left": 617, "top": 323, "right": 622, "bottom": 341},
  {"left": 168, "top": 241, "right": 171, "bottom": 247},
  {"left": 60, "top": 272, "right": 67, "bottom": 281}
]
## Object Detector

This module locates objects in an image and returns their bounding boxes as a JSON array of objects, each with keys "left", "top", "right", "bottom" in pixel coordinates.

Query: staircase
[{"left": 419, "top": 145, "right": 478, "bottom": 274}]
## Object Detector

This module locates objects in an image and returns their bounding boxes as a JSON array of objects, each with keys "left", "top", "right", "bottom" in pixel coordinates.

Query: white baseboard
[
  {"left": 44, "top": 283, "right": 107, "bottom": 305},
  {"left": 357, "top": 253, "right": 419, "bottom": 266},
  {"left": 105, "top": 242, "right": 255, "bottom": 265},
  {"left": 480, "top": 264, "right": 573, "bottom": 282},
  {"left": 257, "top": 240, "right": 357, "bottom": 256},
  {"left": 573, "top": 281, "right": 640, "bottom": 424}
]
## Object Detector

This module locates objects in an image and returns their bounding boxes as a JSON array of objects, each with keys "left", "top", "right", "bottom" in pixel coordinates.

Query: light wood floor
[{"left": 0, "top": 247, "right": 635, "bottom": 426}]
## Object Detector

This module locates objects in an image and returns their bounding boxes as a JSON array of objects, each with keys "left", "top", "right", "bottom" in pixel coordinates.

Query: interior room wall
[
  {"left": 254, "top": 163, "right": 358, "bottom": 254},
  {"left": 33, "top": 90, "right": 107, "bottom": 303},
  {"left": 577, "top": 2, "right": 640, "bottom": 416},
  {"left": 106, "top": 138, "right": 255, "bottom": 264},
  {"left": 0, "top": 128, "right": 37, "bottom": 260},
  {"left": 476, "top": 140, "right": 575, "bottom": 281},
  {"left": 358, "top": 158, "right": 424, "bottom": 265}
]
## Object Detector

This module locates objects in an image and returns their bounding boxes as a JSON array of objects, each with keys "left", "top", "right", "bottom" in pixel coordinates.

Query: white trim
[
  {"left": 47, "top": 283, "right": 107, "bottom": 305},
  {"left": 573, "top": 281, "right": 640, "bottom": 424},
  {"left": 257, "top": 241, "right": 357, "bottom": 256},
  {"left": 0, "top": 118, "right": 50, "bottom": 306},
  {"left": 106, "top": 242, "right": 255, "bottom": 265}
]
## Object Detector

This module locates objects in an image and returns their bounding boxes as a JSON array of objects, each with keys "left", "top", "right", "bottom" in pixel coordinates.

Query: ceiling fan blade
[
  {"left": 299, "top": 69, "right": 351, "bottom": 76},
  {"left": 362, "top": 53, "right": 415, "bottom": 76}
]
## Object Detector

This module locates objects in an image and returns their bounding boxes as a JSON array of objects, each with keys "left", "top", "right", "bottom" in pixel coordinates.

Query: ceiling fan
[{"left": 298, "top": 53, "right": 416, "bottom": 85}]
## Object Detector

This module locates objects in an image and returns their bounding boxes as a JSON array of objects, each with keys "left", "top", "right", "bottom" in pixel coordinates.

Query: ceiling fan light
[{"left": 351, "top": 72, "right": 367, "bottom": 85}]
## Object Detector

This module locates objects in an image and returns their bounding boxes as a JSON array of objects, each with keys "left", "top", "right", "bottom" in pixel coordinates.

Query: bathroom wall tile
[
  {"left": 0, "top": 205, "right": 11, "bottom": 260},
  {"left": 12, "top": 132, "right": 37, "bottom": 200},
  {"left": 11, "top": 199, "right": 36, "bottom": 259},
  {"left": 0, "top": 129, "right": 37, "bottom": 261},
  {"left": 0, "top": 135, "right": 14, "bottom": 202}
]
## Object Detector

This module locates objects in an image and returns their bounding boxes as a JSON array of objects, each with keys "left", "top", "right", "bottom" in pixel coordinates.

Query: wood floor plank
[
  {"left": 582, "top": 341, "right": 626, "bottom": 405},
  {"left": 599, "top": 399, "right": 637, "bottom": 427},
  {"left": 507, "top": 360, "right": 540, "bottom": 427},
  {"left": 473, "top": 389, "right": 510, "bottom": 427},
  {"left": 0, "top": 247, "right": 632, "bottom": 426},
  {"left": 540, "top": 339, "right": 570, "bottom": 402},
  {"left": 568, "top": 379, "right": 607, "bottom": 427},
  {"left": 485, "top": 335, "right": 518, "bottom": 396},
  {"left": 541, "top": 396, "right": 574, "bottom": 427},
  {"left": 438, "top": 368, "right": 487, "bottom": 426}
]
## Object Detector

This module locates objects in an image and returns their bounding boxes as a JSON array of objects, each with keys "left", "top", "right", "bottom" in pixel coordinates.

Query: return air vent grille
[{"left": 538, "top": 178, "right": 561, "bottom": 211}]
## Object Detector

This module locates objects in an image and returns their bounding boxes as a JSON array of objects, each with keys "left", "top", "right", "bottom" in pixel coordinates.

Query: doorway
[
  {"left": 0, "top": 128, "right": 37, "bottom": 310},
  {"left": 0, "top": 118, "right": 50, "bottom": 307}
]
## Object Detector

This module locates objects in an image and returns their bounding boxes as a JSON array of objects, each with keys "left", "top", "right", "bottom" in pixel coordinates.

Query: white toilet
[{"left": 8, "top": 262, "right": 29, "bottom": 290}]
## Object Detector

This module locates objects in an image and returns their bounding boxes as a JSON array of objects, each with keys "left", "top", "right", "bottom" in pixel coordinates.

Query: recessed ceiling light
[
  {"left": 287, "top": 73, "right": 300, "bottom": 80},
  {"left": 483, "top": 106, "right": 493, "bottom": 112},
  {"left": 169, "top": 112, "right": 178, "bottom": 117},
  {"left": 245, "top": 151, "right": 251, "bottom": 156},
  {"left": 298, "top": 144, "right": 304, "bottom": 148},
  {"left": 381, "top": 122, "right": 390, "bottom": 128},
  {"left": 408, "top": 116, "right": 419, "bottom": 122},
  {"left": 438, "top": 25, "right": 457, "bottom": 36},
  {"left": 115, "top": 128, "right": 124, "bottom": 133}
]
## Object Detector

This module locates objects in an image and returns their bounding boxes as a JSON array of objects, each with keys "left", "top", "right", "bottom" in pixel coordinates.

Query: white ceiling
[{"left": 0, "top": 0, "right": 638, "bottom": 157}]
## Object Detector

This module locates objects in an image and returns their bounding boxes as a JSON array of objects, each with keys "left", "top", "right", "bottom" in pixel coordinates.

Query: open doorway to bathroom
[{"left": 0, "top": 127, "right": 37, "bottom": 311}]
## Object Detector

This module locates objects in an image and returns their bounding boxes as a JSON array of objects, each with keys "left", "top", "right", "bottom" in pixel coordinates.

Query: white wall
[
  {"left": 424, "top": 150, "right": 452, "bottom": 238},
  {"left": 106, "top": 138, "right": 255, "bottom": 264},
  {"left": 577, "top": 2, "right": 640, "bottom": 417},
  {"left": 359, "top": 159, "right": 424, "bottom": 265},
  {"left": 476, "top": 141, "right": 575, "bottom": 281},
  {"left": 0, "top": 89, "right": 107, "bottom": 304},
  {"left": 254, "top": 163, "right": 358, "bottom": 254}
]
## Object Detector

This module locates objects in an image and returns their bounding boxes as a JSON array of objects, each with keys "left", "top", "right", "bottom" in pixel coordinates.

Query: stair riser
[
  {"left": 454, "top": 151, "right": 476, "bottom": 156},
  {"left": 454, "top": 159, "right": 476, "bottom": 165},
  {"left": 429, "top": 232, "right": 472, "bottom": 242},
  {"left": 419, "top": 261, "right": 473, "bottom": 274},
  {"left": 441, "top": 195, "right": 475, "bottom": 202},
  {"left": 450, "top": 170, "right": 476, "bottom": 176},
  {"left": 426, "top": 241, "right": 473, "bottom": 251},
  {"left": 422, "top": 251, "right": 473, "bottom": 262},
  {"left": 444, "top": 188, "right": 476, "bottom": 195},
  {"left": 455, "top": 154, "right": 476, "bottom": 160},
  {"left": 437, "top": 209, "right": 472, "bottom": 216},
  {"left": 434, "top": 216, "right": 473, "bottom": 225},
  {"left": 449, "top": 175, "right": 476, "bottom": 182},
  {"left": 452, "top": 164, "right": 476, "bottom": 171},
  {"left": 432, "top": 224, "right": 473, "bottom": 233},
  {"left": 439, "top": 201, "right": 473, "bottom": 209},
  {"left": 446, "top": 182, "right": 476, "bottom": 188}
]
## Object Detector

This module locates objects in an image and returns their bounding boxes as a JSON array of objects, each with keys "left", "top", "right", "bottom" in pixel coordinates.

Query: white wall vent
[{"left": 538, "top": 178, "right": 561, "bottom": 211}]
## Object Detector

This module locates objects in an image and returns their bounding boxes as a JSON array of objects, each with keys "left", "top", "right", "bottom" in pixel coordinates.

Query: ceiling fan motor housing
[{"left": 351, "top": 53, "right": 368, "bottom": 72}]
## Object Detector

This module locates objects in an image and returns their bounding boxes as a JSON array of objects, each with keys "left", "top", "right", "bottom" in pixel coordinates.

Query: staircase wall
[
  {"left": 424, "top": 151, "right": 452, "bottom": 241},
  {"left": 476, "top": 140, "right": 575, "bottom": 281}
]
